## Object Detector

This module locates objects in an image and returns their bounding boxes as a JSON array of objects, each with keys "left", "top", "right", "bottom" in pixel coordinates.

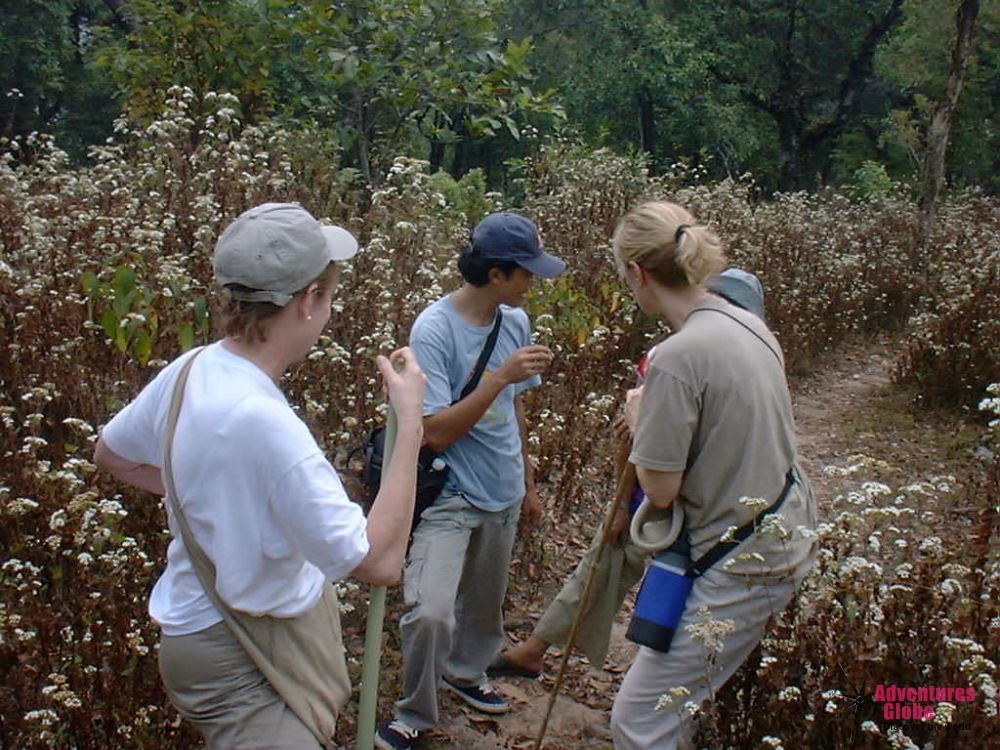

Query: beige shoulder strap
[{"left": 161, "top": 348, "right": 218, "bottom": 587}]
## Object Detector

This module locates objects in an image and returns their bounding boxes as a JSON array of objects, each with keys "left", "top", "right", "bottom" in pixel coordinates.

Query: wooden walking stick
[
  {"left": 357, "top": 406, "right": 397, "bottom": 750},
  {"left": 533, "top": 437, "right": 637, "bottom": 750}
]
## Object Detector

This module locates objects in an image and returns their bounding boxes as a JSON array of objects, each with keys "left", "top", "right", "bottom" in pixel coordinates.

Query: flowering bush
[
  {"left": 894, "top": 193, "right": 1000, "bottom": 410},
  {"left": 692, "top": 461, "right": 999, "bottom": 748},
  {"left": 1, "top": 93, "right": 998, "bottom": 747}
]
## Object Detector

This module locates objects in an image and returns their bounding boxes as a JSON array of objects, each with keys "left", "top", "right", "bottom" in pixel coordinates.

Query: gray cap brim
[{"left": 323, "top": 225, "right": 359, "bottom": 261}]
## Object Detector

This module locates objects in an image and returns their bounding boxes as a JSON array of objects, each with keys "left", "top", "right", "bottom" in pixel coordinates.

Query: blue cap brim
[{"left": 519, "top": 250, "right": 566, "bottom": 278}]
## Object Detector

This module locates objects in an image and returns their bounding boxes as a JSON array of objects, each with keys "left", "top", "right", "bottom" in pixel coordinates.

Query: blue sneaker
[
  {"left": 375, "top": 719, "right": 421, "bottom": 750},
  {"left": 442, "top": 676, "right": 510, "bottom": 714}
]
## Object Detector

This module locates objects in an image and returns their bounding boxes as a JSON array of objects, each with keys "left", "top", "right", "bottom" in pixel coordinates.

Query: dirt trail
[{"left": 418, "top": 331, "right": 966, "bottom": 749}]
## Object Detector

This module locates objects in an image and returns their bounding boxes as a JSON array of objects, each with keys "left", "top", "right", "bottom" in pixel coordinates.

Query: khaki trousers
[
  {"left": 533, "top": 527, "right": 647, "bottom": 666},
  {"left": 395, "top": 490, "right": 522, "bottom": 730},
  {"left": 610, "top": 566, "right": 805, "bottom": 749},
  {"left": 159, "top": 620, "right": 322, "bottom": 750}
]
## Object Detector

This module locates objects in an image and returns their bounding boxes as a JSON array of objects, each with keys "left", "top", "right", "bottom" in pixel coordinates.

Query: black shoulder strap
[
  {"left": 689, "top": 306, "right": 783, "bottom": 368},
  {"left": 686, "top": 467, "right": 796, "bottom": 578},
  {"left": 457, "top": 308, "right": 503, "bottom": 401}
]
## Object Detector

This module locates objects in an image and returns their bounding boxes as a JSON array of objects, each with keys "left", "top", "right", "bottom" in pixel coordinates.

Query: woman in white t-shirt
[
  {"left": 608, "top": 201, "right": 817, "bottom": 750},
  {"left": 94, "top": 203, "right": 427, "bottom": 749}
]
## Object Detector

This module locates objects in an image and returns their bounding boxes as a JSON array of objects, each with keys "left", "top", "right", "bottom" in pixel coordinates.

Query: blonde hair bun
[{"left": 612, "top": 201, "right": 726, "bottom": 286}]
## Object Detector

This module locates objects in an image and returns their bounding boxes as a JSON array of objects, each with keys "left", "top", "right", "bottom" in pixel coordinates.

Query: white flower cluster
[
  {"left": 981, "top": 382, "right": 1000, "bottom": 431},
  {"left": 684, "top": 606, "right": 736, "bottom": 655},
  {"left": 654, "top": 685, "right": 691, "bottom": 711},
  {"left": 886, "top": 727, "right": 919, "bottom": 749}
]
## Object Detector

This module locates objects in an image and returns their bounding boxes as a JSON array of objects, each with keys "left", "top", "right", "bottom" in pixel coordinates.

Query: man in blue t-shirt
[{"left": 377, "top": 214, "right": 566, "bottom": 750}]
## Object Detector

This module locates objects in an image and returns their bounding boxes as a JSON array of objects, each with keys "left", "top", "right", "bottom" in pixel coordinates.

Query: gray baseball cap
[{"left": 214, "top": 203, "right": 358, "bottom": 306}]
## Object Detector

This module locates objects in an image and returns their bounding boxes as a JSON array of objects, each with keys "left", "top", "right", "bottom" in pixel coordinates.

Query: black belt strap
[{"left": 686, "top": 467, "right": 796, "bottom": 578}]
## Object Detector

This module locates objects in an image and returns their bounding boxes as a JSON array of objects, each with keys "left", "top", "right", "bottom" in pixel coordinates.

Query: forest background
[{"left": 1, "top": 1, "right": 999, "bottom": 749}]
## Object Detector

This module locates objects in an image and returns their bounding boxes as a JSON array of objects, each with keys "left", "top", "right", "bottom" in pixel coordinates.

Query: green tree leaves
[{"left": 89, "top": 0, "right": 561, "bottom": 181}]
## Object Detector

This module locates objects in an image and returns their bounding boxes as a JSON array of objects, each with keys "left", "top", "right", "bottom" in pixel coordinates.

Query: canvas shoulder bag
[{"left": 161, "top": 349, "right": 350, "bottom": 749}]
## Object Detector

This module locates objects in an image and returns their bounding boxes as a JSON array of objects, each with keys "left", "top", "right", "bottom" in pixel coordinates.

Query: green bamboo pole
[{"left": 357, "top": 406, "right": 397, "bottom": 750}]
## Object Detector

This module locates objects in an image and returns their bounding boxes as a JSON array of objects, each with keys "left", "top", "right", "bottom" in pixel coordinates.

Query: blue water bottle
[{"left": 627, "top": 540, "right": 693, "bottom": 653}]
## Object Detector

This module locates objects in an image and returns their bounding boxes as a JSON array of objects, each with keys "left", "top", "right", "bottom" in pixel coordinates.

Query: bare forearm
[
  {"left": 93, "top": 437, "right": 165, "bottom": 495},
  {"left": 117, "top": 465, "right": 166, "bottom": 496},
  {"left": 635, "top": 465, "right": 682, "bottom": 510},
  {"left": 422, "top": 376, "right": 508, "bottom": 453}
]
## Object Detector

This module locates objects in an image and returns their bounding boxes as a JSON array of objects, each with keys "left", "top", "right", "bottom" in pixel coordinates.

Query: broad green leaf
[
  {"left": 80, "top": 272, "right": 98, "bottom": 295},
  {"left": 101, "top": 309, "right": 119, "bottom": 341},
  {"left": 134, "top": 329, "right": 153, "bottom": 365},
  {"left": 178, "top": 322, "right": 195, "bottom": 353}
]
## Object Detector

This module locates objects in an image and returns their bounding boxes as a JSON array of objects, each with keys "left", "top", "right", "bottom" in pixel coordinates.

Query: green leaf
[
  {"left": 134, "top": 330, "right": 153, "bottom": 365},
  {"left": 194, "top": 298, "right": 209, "bottom": 331},
  {"left": 502, "top": 115, "right": 520, "bottom": 141},
  {"left": 101, "top": 309, "right": 119, "bottom": 341},
  {"left": 113, "top": 266, "right": 135, "bottom": 297},
  {"left": 121, "top": 654, "right": 140, "bottom": 677},
  {"left": 178, "top": 323, "right": 195, "bottom": 353},
  {"left": 80, "top": 272, "right": 98, "bottom": 295},
  {"left": 112, "top": 288, "right": 137, "bottom": 319},
  {"left": 343, "top": 54, "right": 359, "bottom": 80}
]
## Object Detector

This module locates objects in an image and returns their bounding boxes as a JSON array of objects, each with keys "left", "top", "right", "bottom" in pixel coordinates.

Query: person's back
[
  {"left": 609, "top": 199, "right": 817, "bottom": 750},
  {"left": 95, "top": 202, "right": 428, "bottom": 749},
  {"left": 638, "top": 294, "right": 813, "bottom": 575},
  {"left": 105, "top": 342, "right": 369, "bottom": 634}
]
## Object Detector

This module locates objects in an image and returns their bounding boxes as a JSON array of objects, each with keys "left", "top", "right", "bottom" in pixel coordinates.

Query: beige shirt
[{"left": 630, "top": 295, "right": 816, "bottom": 578}]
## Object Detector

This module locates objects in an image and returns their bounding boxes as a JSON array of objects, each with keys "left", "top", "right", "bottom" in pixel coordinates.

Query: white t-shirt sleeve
[
  {"left": 99, "top": 357, "right": 188, "bottom": 467},
  {"left": 101, "top": 397, "right": 162, "bottom": 467},
  {"left": 268, "top": 454, "right": 370, "bottom": 582}
]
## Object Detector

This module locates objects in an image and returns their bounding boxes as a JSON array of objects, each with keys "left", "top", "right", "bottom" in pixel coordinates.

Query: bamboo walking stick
[
  {"left": 533, "top": 437, "right": 637, "bottom": 750},
  {"left": 356, "top": 406, "right": 397, "bottom": 750}
]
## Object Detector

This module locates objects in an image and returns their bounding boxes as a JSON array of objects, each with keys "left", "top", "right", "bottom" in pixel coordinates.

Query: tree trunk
[
  {"left": 776, "top": 110, "right": 802, "bottom": 191},
  {"left": 919, "top": 0, "right": 980, "bottom": 242},
  {"left": 429, "top": 140, "right": 446, "bottom": 173},
  {"left": 355, "top": 95, "right": 374, "bottom": 186},
  {"left": 637, "top": 86, "right": 657, "bottom": 170}
]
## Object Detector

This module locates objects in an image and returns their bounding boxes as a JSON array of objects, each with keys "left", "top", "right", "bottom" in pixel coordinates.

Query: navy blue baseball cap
[{"left": 471, "top": 213, "right": 566, "bottom": 278}]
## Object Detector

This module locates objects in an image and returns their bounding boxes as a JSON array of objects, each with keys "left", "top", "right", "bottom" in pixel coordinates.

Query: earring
[{"left": 307, "top": 315, "right": 313, "bottom": 320}]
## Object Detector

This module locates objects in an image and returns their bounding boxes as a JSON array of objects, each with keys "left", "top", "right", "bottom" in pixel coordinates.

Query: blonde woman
[{"left": 608, "top": 201, "right": 817, "bottom": 749}]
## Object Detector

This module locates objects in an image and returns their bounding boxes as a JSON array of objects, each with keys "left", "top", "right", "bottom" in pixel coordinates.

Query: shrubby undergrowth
[
  {"left": 894, "top": 193, "right": 1000, "bottom": 410},
  {"left": 696, "top": 461, "right": 998, "bottom": 749},
  {"left": 1, "top": 93, "right": 997, "bottom": 747}
]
